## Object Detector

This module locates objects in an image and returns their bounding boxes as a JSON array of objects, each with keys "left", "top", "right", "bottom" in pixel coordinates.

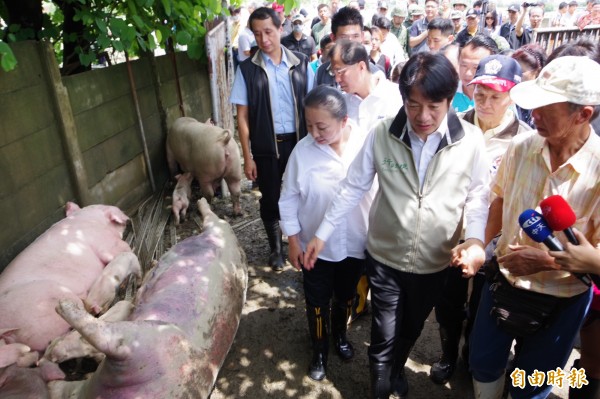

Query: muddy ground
[{"left": 170, "top": 181, "right": 575, "bottom": 399}]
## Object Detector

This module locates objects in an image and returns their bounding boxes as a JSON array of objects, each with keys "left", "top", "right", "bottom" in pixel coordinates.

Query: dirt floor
[{"left": 170, "top": 181, "right": 576, "bottom": 399}]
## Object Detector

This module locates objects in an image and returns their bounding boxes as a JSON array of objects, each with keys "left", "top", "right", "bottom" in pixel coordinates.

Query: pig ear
[
  {"left": 65, "top": 202, "right": 81, "bottom": 216},
  {"left": 106, "top": 209, "right": 129, "bottom": 226},
  {"left": 0, "top": 328, "right": 20, "bottom": 341},
  {"left": 219, "top": 130, "right": 232, "bottom": 145}
]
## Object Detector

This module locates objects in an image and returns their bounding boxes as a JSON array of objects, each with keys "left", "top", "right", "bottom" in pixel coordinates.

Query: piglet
[
  {"left": 171, "top": 172, "right": 193, "bottom": 225},
  {"left": 49, "top": 198, "right": 247, "bottom": 399}
]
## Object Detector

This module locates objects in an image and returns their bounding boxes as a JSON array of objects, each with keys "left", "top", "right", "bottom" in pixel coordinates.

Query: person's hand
[
  {"left": 450, "top": 238, "right": 485, "bottom": 278},
  {"left": 287, "top": 235, "right": 304, "bottom": 271},
  {"left": 303, "top": 237, "right": 325, "bottom": 271},
  {"left": 498, "top": 244, "right": 558, "bottom": 276},
  {"left": 244, "top": 158, "right": 257, "bottom": 181},
  {"left": 550, "top": 229, "right": 600, "bottom": 275}
]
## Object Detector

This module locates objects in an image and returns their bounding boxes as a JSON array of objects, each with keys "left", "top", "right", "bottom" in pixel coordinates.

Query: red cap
[
  {"left": 540, "top": 195, "right": 577, "bottom": 231},
  {"left": 272, "top": 2, "right": 284, "bottom": 12}
]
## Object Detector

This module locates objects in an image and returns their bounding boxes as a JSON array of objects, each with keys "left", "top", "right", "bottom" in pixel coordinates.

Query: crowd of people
[{"left": 229, "top": 1, "right": 600, "bottom": 398}]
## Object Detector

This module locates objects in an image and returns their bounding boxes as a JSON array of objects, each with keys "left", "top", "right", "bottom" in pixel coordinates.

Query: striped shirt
[{"left": 493, "top": 128, "right": 600, "bottom": 297}]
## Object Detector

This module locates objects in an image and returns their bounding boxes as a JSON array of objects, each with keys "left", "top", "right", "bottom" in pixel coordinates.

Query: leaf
[
  {"left": 0, "top": 42, "right": 18, "bottom": 71},
  {"left": 132, "top": 15, "right": 145, "bottom": 30},
  {"left": 161, "top": 0, "right": 172, "bottom": 16},
  {"left": 154, "top": 29, "right": 163, "bottom": 44},
  {"left": 176, "top": 30, "right": 192, "bottom": 45},
  {"left": 96, "top": 18, "right": 108, "bottom": 33}
]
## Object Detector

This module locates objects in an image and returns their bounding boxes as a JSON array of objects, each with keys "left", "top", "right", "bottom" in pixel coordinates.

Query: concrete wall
[{"left": 0, "top": 41, "right": 213, "bottom": 270}]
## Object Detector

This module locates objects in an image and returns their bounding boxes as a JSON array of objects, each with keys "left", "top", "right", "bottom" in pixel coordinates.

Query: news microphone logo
[{"left": 518, "top": 209, "right": 564, "bottom": 251}]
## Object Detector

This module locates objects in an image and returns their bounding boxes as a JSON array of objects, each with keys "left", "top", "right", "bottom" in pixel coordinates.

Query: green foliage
[
  {"left": 0, "top": 40, "right": 17, "bottom": 71},
  {"left": 1, "top": 0, "right": 258, "bottom": 72}
]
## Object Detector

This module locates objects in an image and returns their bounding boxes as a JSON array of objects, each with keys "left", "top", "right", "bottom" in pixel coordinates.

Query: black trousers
[
  {"left": 367, "top": 252, "right": 448, "bottom": 363},
  {"left": 253, "top": 137, "right": 296, "bottom": 222},
  {"left": 302, "top": 257, "right": 364, "bottom": 308},
  {"left": 434, "top": 266, "right": 486, "bottom": 344}
]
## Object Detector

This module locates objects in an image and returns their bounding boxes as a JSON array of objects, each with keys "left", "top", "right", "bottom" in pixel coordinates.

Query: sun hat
[{"left": 510, "top": 56, "right": 600, "bottom": 109}]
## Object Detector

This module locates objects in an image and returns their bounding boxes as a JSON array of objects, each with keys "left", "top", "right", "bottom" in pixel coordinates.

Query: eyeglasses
[{"left": 328, "top": 64, "right": 355, "bottom": 77}]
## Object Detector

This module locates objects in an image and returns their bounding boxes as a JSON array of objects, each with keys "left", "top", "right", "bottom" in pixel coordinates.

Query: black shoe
[
  {"left": 308, "top": 352, "right": 327, "bottom": 381},
  {"left": 263, "top": 220, "right": 285, "bottom": 271},
  {"left": 334, "top": 334, "right": 354, "bottom": 361},
  {"left": 430, "top": 358, "right": 456, "bottom": 384},
  {"left": 370, "top": 362, "right": 392, "bottom": 399},
  {"left": 391, "top": 368, "right": 409, "bottom": 398}
]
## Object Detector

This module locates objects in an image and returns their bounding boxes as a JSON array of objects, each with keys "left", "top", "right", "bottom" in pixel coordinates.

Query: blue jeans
[{"left": 470, "top": 281, "right": 592, "bottom": 399}]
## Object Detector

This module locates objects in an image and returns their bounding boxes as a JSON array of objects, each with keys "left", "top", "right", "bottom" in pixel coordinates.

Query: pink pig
[
  {"left": 167, "top": 117, "right": 242, "bottom": 215},
  {"left": 0, "top": 202, "right": 132, "bottom": 353},
  {"left": 49, "top": 198, "right": 247, "bottom": 399}
]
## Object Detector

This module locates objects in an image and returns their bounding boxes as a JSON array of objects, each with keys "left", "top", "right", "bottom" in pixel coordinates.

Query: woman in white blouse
[{"left": 279, "top": 85, "right": 374, "bottom": 382}]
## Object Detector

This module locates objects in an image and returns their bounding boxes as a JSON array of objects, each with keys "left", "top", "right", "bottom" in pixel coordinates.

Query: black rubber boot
[
  {"left": 370, "top": 362, "right": 392, "bottom": 399},
  {"left": 263, "top": 220, "right": 285, "bottom": 271},
  {"left": 331, "top": 299, "right": 354, "bottom": 361},
  {"left": 390, "top": 338, "right": 414, "bottom": 398},
  {"left": 307, "top": 305, "right": 329, "bottom": 381},
  {"left": 430, "top": 325, "right": 461, "bottom": 384}
]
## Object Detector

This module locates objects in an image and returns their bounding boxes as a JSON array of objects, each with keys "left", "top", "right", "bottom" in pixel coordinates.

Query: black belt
[{"left": 276, "top": 133, "right": 296, "bottom": 143}]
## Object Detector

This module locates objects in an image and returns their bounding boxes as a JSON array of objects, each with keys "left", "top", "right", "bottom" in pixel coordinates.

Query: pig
[
  {"left": 44, "top": 300, "right": 135, "bottom": 364},
  {"left": 0, "top": 365, "right": 50, "bottom": 399},
  {"left": 167, "top": 117, "right": 242, "bottom": 216},
  {"left": 84, "top": 253, "right": 142, "bottom": 315},
  {"left": 171, "top": 172, "right": 193, "bottom": 225},
  {"left": 0, "top": 202, "right": 132, "bottom": 353},
  {"left": 49, "top": 198, "right": 247, "bottom": 399}
]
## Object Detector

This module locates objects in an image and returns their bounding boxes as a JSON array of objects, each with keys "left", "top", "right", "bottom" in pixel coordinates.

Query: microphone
[
  {"left": 519, "top": 208, "right": 591, "bottom": 287},
  {"left": 540, "top": 195, "right": 579, "bottom": 245},
  {"left": 518, "top": 209, "right": 563, "bottom": 251}
]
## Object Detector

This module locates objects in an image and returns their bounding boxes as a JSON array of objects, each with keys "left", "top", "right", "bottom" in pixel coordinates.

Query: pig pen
[{"left": 136, "top": 178, "right": 574, "bottom": 399}]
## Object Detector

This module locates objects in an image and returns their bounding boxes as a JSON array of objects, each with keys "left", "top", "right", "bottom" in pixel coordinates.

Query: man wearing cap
[
  {"left": 513, "top": 3, "right": 544, "bottom": 48},
  {"left": 405, "top": 4, "right": 424, "bottom": 31},
  {"left": 430, "top": 54, "right": 531, "bottom": 385},
  {"left": 390, "top": 6, "right": 409, "bottom": 55},
  {"left": 312, "top": 4, "right": 332, "bottom": 50},
  {"left": 282, "top": 14, "right": 318, "bottom": 60},
  {"left": 467, "top": 55, "right": 600, "bottom": 399},
  {"left": 230, "top": 6, "right": 314, "bottom": 271},
  {"left": 453, "top": 0, "right": 468, "bottom": 11},
  {"left": 409, "top": 0, "right": 440, "bottom": 53},
  {"left": 371, "top": 1, "right": 389, "bottom": 26},
  {"left": 499, "top": 3, "right": 520, "bottom": 48},
  {"left": 450, "top": 9, "right": 465, "bottom": 34},
  {"left": 272, "top": 2, "right": 293, "bottom": 36},
  {"left": 455, "top": 8, "right": 486, "bottom": 47}
]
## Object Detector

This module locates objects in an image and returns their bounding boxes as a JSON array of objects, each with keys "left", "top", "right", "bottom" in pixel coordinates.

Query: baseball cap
[
  {"left": 392, "top": 6, "right": 408, "bottom": 17},
  {"left": 452, "top": 0, "right": 468, "bottom": 6},
  {"left": 465, "top": 8, "right": 480, "bottom": 18},
  {"left": 450, "top": 10, "right": 463, "bottom": 19},
  {"left": 271, "top": 2, "right": 284, "bottom": 12},
  {"left": 507, "top": 3, "right": 520, "bottom": 12},
  {"left": 468, "top": 55, "right": 523, "bottom": 92},
  {"left": 292, "top": 14, "right": 304, "bottom": 23},
  {"left": 510, "top": 56, "right": 600, "bottom": 109},
  {"left": 378, "top": 1, "right": 389, "bottom": 9}
]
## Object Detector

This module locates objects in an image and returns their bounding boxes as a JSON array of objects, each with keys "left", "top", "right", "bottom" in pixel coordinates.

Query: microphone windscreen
[
  {"left": 540, "top": 195, "right": 577, "bottom": 231},
  {"left": 518, "top": 209, "right": 553, "bottom": 243}
]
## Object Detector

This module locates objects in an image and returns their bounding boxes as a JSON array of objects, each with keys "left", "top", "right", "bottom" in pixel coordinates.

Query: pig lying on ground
[
  {"left": 49, "top": 198, "right": 248, "bottom": 399},
  {"left": 171, "top": 172, "right": 193, "bottom": 225},
  {"left": 0, "top": 202, "right": 133, "bottom": 354},
  {"left": 44, "top": 300, "right": 135, "bottom": 364},
  {"left": 167, "top": 117, "right": 243, "bottom": 216}
]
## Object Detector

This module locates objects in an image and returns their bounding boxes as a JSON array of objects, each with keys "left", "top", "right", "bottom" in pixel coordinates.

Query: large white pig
[
  {"left": 167, "top": 117, "right": 243, "bottom": 215},
  {"left": 0, "top": 202, "right": 132, "bottom": 353},
  {"left": 49, "top": 198, "right": 248, "bottom": 399}
]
